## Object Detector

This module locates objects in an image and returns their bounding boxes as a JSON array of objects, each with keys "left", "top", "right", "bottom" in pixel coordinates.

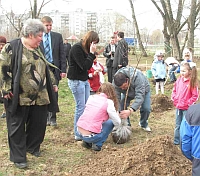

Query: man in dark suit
[
  {"left": 103, "top": 36, "right": 117, "bottom": 83},
  {"left": 112, "top": 32, "right": 128, "bottom": 76},
  {"left": 40, "top": 16, "right": 66, "bottom": 126}
]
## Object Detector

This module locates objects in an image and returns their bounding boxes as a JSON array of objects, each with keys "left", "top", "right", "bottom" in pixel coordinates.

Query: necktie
[{"left": 44, "top": 33, "right": 51, "bottom": 62}]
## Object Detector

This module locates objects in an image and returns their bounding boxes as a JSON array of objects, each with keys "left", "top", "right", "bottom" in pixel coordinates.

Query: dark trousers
[
  {"left": 112, "top": 67, "right": 118, "bottom": 78},
  {"left": 6, "top": 104, "right": 47, "bottom": 163},
  {"left": 48, "top": 66, "right": 59, "bottom": 123},
  {"left": 107, "top": 66, "right": 113, "bottom": 83}
]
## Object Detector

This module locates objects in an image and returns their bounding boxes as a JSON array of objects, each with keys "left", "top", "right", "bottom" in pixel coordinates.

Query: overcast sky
[{"left": 0, "top": 0, "right": 162, "bottom": 32}]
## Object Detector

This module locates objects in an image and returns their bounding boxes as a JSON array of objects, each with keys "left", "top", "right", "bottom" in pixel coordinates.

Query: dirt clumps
[
  {"left": 71, "top": 135, "right": 191, "bottom": 176},
  {"left": 151, "top": 94, "right": 174, "bottom": 112}
]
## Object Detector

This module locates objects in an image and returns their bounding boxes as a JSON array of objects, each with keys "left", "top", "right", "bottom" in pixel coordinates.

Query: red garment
[
  {"left": 88, "top": 61, "right": 106, "bottom": 92},
  {"left": 171, "top": 76, "right": 199, "bottom": 110}
]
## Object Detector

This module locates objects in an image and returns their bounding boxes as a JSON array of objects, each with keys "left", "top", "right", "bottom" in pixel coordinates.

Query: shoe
[
  {"left": 50, "top": 121, "right": 57, "bottom": 126},
  {"left": 92, "top": 144, "right": 101, "bottom": 151},
  {"left": 28, "top": 151, "right": 41, "bottom": 157},
  {"left": 0, "top": 112, "right": 6, "bottom": 118},
  {"left": 31, "top": 151, "right": 41, "bottom": 157},
  {"left": 14, "top": 162, "right": 27, "bottom": 169},
  {"left": 139, "top": 122, "right": 151, "bottom": 132},
  {"left": 81, "top": 141, "right": 92, "bottom": 149},
  {"left": 142, "top": 126, "right": 151, "bottom": 132},
  {"left": 75, "top": 136, "right": 82, "bottom": 141}
]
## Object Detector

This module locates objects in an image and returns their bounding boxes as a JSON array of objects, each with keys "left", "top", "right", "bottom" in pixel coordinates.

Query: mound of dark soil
[
  {"left": 151, "top": 94, "right": 173, "bottom": 112},
  {"left": 72, "top": 135, "right": 191, "bottom": 176}
]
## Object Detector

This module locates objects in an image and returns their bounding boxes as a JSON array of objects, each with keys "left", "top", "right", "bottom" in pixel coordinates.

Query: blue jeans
[
  {"left": 76, "top": 119, "right": 114, "bottom": 147},
  {"left": 169, "top": 65, "right": 178, "bottom": 82},
  {"left": 68, "top": 79, "right": 90, "bottom": 136},
  {"left": 174, "top": 109, "right": 186, "bottom": 145},
  {"left": 120, "top": 91, "right": 151, "bottom": 127}
]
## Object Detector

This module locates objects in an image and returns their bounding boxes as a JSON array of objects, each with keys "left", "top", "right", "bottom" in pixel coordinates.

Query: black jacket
[
  {"left": 67, "top": 41, "right": 96, "bottom": 81},
  {"left": 103, "top": 43, "right": 117, "bottom": 67},
  {"left": 113, "top": 38, "right": 128, "bottom": 68}
]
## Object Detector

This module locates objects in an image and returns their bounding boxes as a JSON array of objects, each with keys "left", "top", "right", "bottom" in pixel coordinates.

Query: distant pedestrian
[
  {"left": 103, "top": 36, "right": 117, "bottom": 83},
  {"left": 64, "top": 39, "right": 71, "bottom": 62},
  {"left": 112, "top": 32, "right": 128, "bottom": 76}
]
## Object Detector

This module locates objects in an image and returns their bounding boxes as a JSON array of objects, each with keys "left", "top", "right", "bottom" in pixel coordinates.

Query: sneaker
[
  {"left": 139, "top": 122, "right": 151, "bottom": 132},
  {"left": 0, "top": 112, "right": 6, "bottom": 118},
  {"left": 92, "top": 144, "right": 101, "bottom": 151},
  {"left": 142, "top": 126, "right": 151, "bottom": 132},
  {"left": 81, "top": 141, "right": 92, "bottom": 149},
  {"left": 75, "top": 136, "right": 82, "bottom": 141}
]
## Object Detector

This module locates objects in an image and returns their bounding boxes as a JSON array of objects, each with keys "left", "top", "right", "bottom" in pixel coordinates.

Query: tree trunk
[
  {"left": 187, "top": 0, "right": 198, "bottom": 56},
  {"left": 128, "top": 0, "right": 147, "bottom": 57},
  {"left": 163, "top": 21, "right": 171, "bottom": 57}
]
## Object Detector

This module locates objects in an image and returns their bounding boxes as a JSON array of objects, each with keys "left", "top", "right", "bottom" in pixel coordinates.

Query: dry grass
[{"left": 0, "top": 55, "right": 199, "bottom": 175}]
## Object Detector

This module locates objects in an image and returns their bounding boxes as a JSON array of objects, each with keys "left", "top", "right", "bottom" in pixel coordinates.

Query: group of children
[
  {"left": 151, "top": 49, "right": 199, "bottom": 175},
  {"left": 151, "top": 48, "right": 193, "bottom": 95}
]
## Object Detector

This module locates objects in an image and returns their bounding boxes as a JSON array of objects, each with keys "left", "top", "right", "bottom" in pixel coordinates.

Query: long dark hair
[{"left": 82, "top": 31, "right": 99, "bottom": 54}]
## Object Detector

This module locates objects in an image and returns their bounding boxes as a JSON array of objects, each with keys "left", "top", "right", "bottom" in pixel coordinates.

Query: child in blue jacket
[
  {"left": 180, "top": 103, "right": 200, "bottom": 176},
  {"left": 151, "top": 51, "right": 166, "bottom": 94}
]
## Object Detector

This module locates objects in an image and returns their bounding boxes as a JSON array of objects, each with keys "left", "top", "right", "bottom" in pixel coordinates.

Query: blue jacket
[
  {"left": 151, "top": 59, "right": 166, "bottom": 79},
  {"left": 180, "top": 103, "right": 200, "bottom": 176}
]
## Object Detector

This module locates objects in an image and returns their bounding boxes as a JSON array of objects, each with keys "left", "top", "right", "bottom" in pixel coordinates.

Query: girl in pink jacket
[
  {"left": 76, "top": 82, "right": 126, "bottom": 151},
  {"left": 171, "top": 61, "right": 199, "bottom": 145}
]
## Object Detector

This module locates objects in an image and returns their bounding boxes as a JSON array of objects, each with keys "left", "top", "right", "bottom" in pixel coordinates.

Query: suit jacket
[
  {"left": 112, "top": 38, "right": 128, "bottom": 69},
  {"left": 103, "top": 43, "right": 117, "bottom": 67},
  {"left": 40, "top": 31, "right": 66, "bottom": 81}
]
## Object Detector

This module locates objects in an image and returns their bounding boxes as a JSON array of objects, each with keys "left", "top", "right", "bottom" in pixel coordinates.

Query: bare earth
[{"left": 71, "top": 95, "right": 191, "bottom": 176}]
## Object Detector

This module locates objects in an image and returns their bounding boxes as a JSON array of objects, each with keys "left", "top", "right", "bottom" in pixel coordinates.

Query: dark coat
[
  {"left": 64, "top": 43, "right": 71, "bottom": 59},
  {"left": 112, "top": 38, "right": 128, "bottom": 69},
  {"left": 9, "top": 39, "right": 59, "bottom": 116},
  {"left": 103, "top": 43, "right": 117, "bottom": 67},
  {"left": 40, "top": 31, "right": 66, "bottom": 81}
]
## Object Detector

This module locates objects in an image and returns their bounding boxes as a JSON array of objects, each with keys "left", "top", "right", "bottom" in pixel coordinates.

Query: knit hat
[{"left": 0, "top": 36, "right": 6, "bottom": 43}]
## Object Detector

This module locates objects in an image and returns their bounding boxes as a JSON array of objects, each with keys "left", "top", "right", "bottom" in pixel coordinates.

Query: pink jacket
[
  {"left": 77, "top": 93, "right": 109, "bottom": 133},
  {"left": 171, "top": 77, "right": 199, "bottom": 110}
]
